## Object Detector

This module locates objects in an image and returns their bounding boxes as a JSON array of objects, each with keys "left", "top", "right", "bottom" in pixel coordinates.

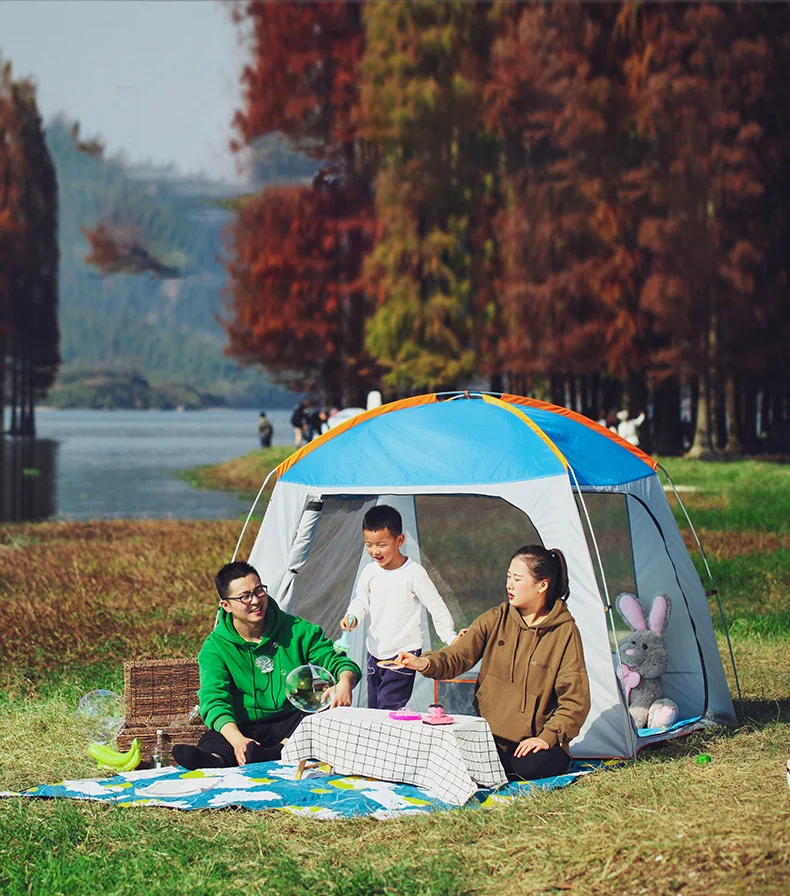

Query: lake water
[{"left": 0, "top": 408, "right": 294, "bottom": 522}]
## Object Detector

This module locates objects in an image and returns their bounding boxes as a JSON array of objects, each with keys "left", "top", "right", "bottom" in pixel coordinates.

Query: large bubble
[
  {"left": 76, "top": 689, "right": 125, "bottom": 744},
  {"left": 284, "top": 665, "right": 335, "bottom": 713}
]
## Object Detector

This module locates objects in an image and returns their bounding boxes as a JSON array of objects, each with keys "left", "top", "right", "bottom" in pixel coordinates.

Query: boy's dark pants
[
  {"left": 367, "top": 650, "right": 421, "bottom": 710},
  {"left": 197, "top": 711, "right": 306, "bottom": 766}
]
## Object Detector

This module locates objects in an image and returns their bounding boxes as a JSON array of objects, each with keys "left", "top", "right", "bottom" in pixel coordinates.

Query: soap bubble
[
  {"left": 284, "top": 665, "right": 335, "bottom": 713},
  {"left": 75, "top": 689, "right": 125, "bottom": 744}
]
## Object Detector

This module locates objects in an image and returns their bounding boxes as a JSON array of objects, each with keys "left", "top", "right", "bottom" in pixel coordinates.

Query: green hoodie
[{"left": 198, "top": 598, "right": 361, "bottom": 732}]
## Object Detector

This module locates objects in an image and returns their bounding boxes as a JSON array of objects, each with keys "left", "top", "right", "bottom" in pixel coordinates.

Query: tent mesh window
[
  {"left": 287, "top": 494, "right": 544, "bottom": 711},
  {"left": 288, "top": 493, "right": 543, "bottom": 647},
  {"left": 434, "top": 678, "right": 478, "bottom": 715},
  {"left": 288, "top": 496, "right": 376, "bottom": 639},
  {"left": 576, "top": 492, "right": 637, "bottom": 648},
  {"left": 414, "top": 495, "right": 540, "bottom": 638}
]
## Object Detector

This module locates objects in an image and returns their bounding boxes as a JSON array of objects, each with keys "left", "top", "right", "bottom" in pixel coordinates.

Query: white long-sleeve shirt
[
  {"left": 346, "top": 557, "right": 457, "bottom": 659},
  {"left": 617, "top": 412, "right": 646, "bottom": 446}
]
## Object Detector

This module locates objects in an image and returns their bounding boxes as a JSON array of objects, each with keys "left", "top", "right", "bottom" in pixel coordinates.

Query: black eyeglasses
[{"left": 224, "top": 584, "right": 268, "bottom": 605}]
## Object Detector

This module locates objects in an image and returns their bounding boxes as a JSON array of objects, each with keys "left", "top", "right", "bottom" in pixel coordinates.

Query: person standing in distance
[{"left": 257, "top": 411, "right": 273, "bottom": 448}]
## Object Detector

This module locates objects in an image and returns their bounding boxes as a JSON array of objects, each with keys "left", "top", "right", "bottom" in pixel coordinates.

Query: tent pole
[
  {"left": 657, "top": 463, "right": 744, "bottom": 715},
  {"left": 231, "top": 467, "right": 278, "bottom": 562},
  {"left": 569, "top": 464, "right": 639, "bottom": 759}
]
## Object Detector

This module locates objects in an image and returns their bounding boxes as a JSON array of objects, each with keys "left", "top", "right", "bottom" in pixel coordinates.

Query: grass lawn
[{"left": 1, "top": 456, "right": 788, "bottom": 895}]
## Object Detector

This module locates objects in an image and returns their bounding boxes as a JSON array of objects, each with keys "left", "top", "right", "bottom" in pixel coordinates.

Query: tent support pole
[
  {"left": 657, "top": 463, "right": 744, "bottom": 716},
  {"left": 231, "top": 467, "right": 278, "bottom": 562},
  {"left": 569, "top": 464, "right": 639, "bottom": 759}
]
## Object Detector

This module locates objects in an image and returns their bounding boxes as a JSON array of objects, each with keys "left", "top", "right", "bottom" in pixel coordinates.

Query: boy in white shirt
[{"left": 339, "top": 504, "right": 458, "bottom": 709}]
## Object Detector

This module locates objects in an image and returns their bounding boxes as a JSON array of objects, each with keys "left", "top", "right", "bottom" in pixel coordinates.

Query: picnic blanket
[{"left": 1, "top": 759, "right": 603, "bottom": 819}]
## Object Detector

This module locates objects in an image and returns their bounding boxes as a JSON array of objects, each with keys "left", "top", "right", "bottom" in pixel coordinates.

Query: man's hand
[
  {"left": 514, "top": 737, "right": 550, "bottom": 758},
  {"left": 233, "top": 736, "right": 262, "bottom": 766},
  {"left": 322, "top": 670, "right": 356, "bottom": 708},
  {"left": 219, "top": 722, "right": 260, "bottom": 766},
  {"left": 393, "top": 652, "right": 430, "bottom": 673}
]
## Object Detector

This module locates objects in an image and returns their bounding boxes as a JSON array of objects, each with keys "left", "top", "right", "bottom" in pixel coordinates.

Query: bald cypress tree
[
  {"left": 360, "top": 0, "right": 497, "bottom": 393},
  {"left": 0, "top": 61, "right": 59, "bottom": 437}
]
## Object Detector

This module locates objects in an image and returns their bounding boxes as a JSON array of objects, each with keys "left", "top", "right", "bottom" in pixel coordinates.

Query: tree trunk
[
  {"left": 0, "top": 329, "right": 5, "bottom": 436},
  {"left": 568, "top": 376, "right": 578, "bottom": 414},
  {"left": 589, "top": 372, "right": 601, "bottom": 422},
  {"left": 9, "top": 338, "right": 19, "bottom": 436},
  {"left": 742, "top": 377, "right": 757, "bottom": 454},
  {"left": 687, "top": 373, "right": 715, "bottom": 458},
  {"left": 722, "top": 373, "right": 741, "bottom": 456},
  {"left": 550, "top": 375, "right": 565, "bottom": 407},
  {"left": 652, "top": 377, "right": 683, "bottom": 455},
  {"left": 712, "top": 372, "right": 727, "bottom": 452}
]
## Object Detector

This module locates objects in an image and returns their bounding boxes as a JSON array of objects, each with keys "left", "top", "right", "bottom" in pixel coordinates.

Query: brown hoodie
[{"left": 422, "top": 600, "right": 590, "bottom": 752}]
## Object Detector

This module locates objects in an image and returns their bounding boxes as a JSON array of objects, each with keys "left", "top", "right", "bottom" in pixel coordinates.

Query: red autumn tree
[
  {"left": 224, "top": 0, "right": 378, "bottom": 406},
  {"left": 82, "top": 221, "right": 181, "bottom": 278},
  {"left": 485, "top": 2, "right": 644, "bottom": 413},
  {"left": 0, "top": 61, "right": 59, "bottom": 436},
  {"left": 625, "top": 3, "right": 777, "bottom": 455},
  {"left": 224, "top": 180, "right": 375, "bottom": 399}
]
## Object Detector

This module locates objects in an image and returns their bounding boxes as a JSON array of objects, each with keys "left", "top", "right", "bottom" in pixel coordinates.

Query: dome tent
[{"left": 237, "top": 392, "right": 736, "bottom": 759}]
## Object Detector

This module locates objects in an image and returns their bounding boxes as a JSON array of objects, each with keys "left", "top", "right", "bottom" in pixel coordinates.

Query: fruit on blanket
[{"left": 88, "top": 738, "right": 142, "bottom": 772}]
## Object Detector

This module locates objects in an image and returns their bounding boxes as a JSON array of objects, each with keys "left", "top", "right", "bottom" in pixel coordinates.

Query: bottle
[
  {"left": 152, "top": 728, "right": 165, "bottom": 768},
  {"left": 333, "top": 615, "right": 356, "bottom": 653}
]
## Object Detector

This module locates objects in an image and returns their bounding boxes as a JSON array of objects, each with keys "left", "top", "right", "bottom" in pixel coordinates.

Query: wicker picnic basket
[{"left": 116, "top": 658, "right": 207, "bottom": 763}]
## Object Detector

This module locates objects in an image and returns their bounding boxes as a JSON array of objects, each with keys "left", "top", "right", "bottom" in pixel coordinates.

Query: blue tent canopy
[{"left": 278, "top": 394, "right": 654, "bottom": 489}]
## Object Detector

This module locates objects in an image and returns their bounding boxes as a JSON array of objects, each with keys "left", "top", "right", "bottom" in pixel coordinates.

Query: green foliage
[
  {"left": 44, "top": 117, "right": 303, "bottom": 407},
  {"left": 44, "top": 367, "right": 223, "bottom": 411},
  {"left": 360, "top": 1, "right": 496, "bottom": 391},
  {"left": 658, "top": 456, "right": 790, "bottom": 533}
]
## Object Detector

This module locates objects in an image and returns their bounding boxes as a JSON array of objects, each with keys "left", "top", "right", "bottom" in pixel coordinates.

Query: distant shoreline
[{"left": 34, "top": 405, "right": 294, "bottom": 412}]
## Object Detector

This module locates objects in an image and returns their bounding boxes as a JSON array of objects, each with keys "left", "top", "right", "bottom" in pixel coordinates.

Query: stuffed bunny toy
[{"left": 615, "top": 592, "right": 678, "bottom": 730}]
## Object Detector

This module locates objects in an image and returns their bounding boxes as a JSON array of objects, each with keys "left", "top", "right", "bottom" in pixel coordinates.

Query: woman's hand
[
  {"left": 453, "top": 628, "right": 469, "bottom": 642},
  {"left": 514, "top": 736, "right": 550, "bottom": 758},
  {"left": 394, "top": 652, "right": 430, "bottom": 673},
  {"left": 339, "top": 615, "right": 358, "bottom": 631}
]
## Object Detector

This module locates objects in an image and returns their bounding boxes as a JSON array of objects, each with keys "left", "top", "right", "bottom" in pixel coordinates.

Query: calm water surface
[{"left": 1, "top": 408, "right": 293, "bottom": 522}]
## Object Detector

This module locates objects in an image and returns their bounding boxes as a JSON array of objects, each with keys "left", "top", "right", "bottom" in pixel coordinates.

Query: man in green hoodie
[{"left": 172, "top": 561, "right": 361, "bottom": 770}]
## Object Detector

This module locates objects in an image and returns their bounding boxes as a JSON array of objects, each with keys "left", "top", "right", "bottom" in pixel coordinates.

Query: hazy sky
[{"left": 0, "top": 0, "right": 248, "bottom": 182}]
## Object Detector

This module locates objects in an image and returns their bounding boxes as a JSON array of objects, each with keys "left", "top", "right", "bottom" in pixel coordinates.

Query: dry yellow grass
[{"left": 0, "top": 520, "right": 240, "bottom": 684}]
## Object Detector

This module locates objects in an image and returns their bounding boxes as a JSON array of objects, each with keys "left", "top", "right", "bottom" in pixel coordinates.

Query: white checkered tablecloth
[{"left": 281, "top": 707, "right": 507, "bottom": 806}]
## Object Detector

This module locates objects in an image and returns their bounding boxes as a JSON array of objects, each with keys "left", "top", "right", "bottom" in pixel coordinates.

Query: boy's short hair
[
  {"left": 362, "top": 504, "right": 402, "bottom": 537},
  {"left": 215, "top": 560, "right": 260, "bottom": 600}
]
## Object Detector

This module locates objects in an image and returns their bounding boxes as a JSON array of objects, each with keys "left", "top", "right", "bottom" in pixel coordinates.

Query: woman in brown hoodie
[{"left": 396, "top": 545, "right": 591, "bottom": 780}]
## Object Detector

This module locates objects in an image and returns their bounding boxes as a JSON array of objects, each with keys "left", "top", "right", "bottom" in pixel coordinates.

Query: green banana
[
  {"left": 88, "top": 738, "right": 142, "bottom": 772},
  {"left": 116, "top": 741, "right": 142, "bottom": 772},
  {"left": 87, "top": 741, "right": 127, "bottom": 765}
]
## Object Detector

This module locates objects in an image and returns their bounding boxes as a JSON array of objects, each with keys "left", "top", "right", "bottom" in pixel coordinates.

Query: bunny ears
[{"left": 616, "top": 593, "right": 671, "bottom": 635}]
